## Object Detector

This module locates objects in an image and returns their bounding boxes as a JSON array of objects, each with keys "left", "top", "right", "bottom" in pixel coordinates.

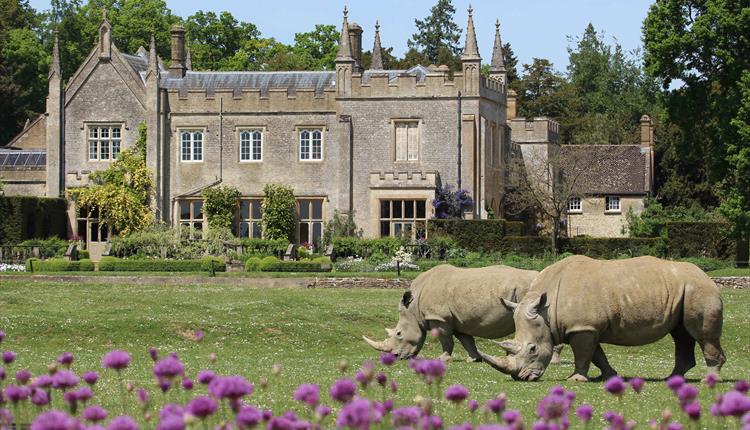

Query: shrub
[
  {"left": 258, "top": 256, "right": 332, "bottom": 272},
  {"left": 98, "top": 257, "right": 224, "bottom": 272},
  {"left": 245, "top": 257, "right": 263, "bottom": 271},
  {"left": 433, "top": 183, "right": 474, "bottom": 218},
  {"left": 15, "top": 237, "right": 69, "bottom": 258},
  {"left": 0, "top": 196, "right": 68, "bottom": 244},
  {"left": 332, "top": 237, "right": 404, "bottom": 258},
  {"left": 109, "top": 226, "right": 181, "bottom": 259},
  {"left": 235, "top": 238, "right": 289, "bottom": 258},
  {"left": 678, "top": 256, "right": 734, "bottom": 272},
  {"left": 427, "top": 219, "right": 506, "bottom": 252},
  {"left": 499, "top": 236, "right": 552, "bottom": 256},
  {"left": 78, "top": 250, "right": 90, "bottom": 260},
  {"left": 261, "top": 184, "right": 296, "bottom": 241},
  {"left": 26, "top": 258, "right": 94, "bottom": 272},
  {"left": 332, "top": 257, "right": 374, "bottom": 272},
  {"left": 564, "top": 237, "right": 666, "bottom": 259},
  {"left": 505, "top": 221, "right": 525, "bottom": 236},
  {"left": 665, "top": 222, "right": 735, "bottom": 259},
  {"left": 322, "top": 210, "right": 359, "bottom": 246},
  {"left": 200, "top": 256, "right": 226, "bottom": 272},
  {"left": 202, "top": 185, "right": 241, "bottom": 231}
]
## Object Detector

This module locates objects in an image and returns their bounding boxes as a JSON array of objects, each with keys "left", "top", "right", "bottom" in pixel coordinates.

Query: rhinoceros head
[
  {"left": 479, "top": 292, "right": 554, "bottom": 381},
  {"left": 363, "top": 291, "right": 426, "bottom": 359}
]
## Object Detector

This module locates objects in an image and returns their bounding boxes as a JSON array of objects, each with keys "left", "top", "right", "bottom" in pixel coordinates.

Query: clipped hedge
[
  {"left": 257, "top": 256, "right": 331, "bottom": 272},
  {"left": 245, "top": 257, "right": 263, "bottom": 272},
  {"left": 332, "top": 237, "right": 404, "bottom": 258},
  {"left": 427, "top": 219, "right": 507, "bottom": 253},
  {"left": 236, "top": 238, "right": 289, "bottom": 257},
  {"left": 0, "top": 196, "right": 68, "bottom": 244},
  {"left": 564, "top": 237, "right": 666, "bottom": 259},
  {"left": 98, "top": 257, "right": 226, "bottom": 272},
  {"left": 499, "top": 236, "right": 551, "bottom": 256},
  {"left": 665, "top": 222, "right": 735, "bottom": 259},
  {"left": 26, "top": 258, "right": 94, "bottom": 272}
]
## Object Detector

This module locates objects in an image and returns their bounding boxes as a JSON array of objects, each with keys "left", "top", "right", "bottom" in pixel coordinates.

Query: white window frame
[
  {"left": 86, "top": 125, "right": 122, "bottom": 162},
  {"left": 567, "top": 197, "right": 582, "bottom": 214},
  {"left": 605, "top": 196, "right": 621, "bottom": 213},
  {"left": 298, "top": 128, "right": 323, "bottom": 162},
  {"left": 239, "top": 129, "right": 263, "bottom": 162},
  {"left": 393, "top": 120, "right": 420, "bottom": 162},
  {"left": 179, "top": 129, "right": 204, "bottom": 163}
]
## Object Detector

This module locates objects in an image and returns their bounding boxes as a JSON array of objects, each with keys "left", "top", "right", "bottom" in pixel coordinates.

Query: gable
[{"left": 4, "top": 115, "right": 46, "bottom": 149}]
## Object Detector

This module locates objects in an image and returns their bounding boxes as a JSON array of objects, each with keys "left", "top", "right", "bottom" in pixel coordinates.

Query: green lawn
[
  {"left": 706, "top": 268, "right": 750, "bottom": 277},
  {"left": 0, "top": 280, "right": 747, "bottom": 427}
]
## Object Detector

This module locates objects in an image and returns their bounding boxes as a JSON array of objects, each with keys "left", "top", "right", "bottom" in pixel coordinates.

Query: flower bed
[{"left": 0, "top": 327, "right": 747, "bottom": 430}]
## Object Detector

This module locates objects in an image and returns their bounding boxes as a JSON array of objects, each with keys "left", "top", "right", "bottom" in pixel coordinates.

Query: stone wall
[
  {"left": 566, "top": 196, "right": 645, "bottom": 238},
  {"left": 305, "top": 277, "right": 410, "bottom": 289},
  {"left": 711, "top": 277, "right": 750, "bottom": 289}
]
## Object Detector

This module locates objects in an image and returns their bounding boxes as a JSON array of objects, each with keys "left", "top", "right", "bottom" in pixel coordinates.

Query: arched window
[
  {"left": 240, "top": 130, "right": 262, "bottom": 161},
  {"left": 180, "top": 131, "right": 203, "bottom": 162},
  {"left": 299, "top": 129, "right": 323, "bottom": 160}
]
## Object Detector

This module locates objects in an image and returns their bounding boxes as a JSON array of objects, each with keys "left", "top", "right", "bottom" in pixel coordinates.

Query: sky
[{"left": 27, "top": 0, "right": 655, "bottom": 72}]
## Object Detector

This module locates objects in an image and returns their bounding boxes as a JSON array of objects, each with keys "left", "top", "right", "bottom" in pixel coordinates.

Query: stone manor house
[{"left": 0, "top": 6, "right": 654, "bottom": 250}]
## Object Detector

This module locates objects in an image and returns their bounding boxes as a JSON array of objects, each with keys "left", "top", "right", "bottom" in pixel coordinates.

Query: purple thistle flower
[
  {"left": 136, "top": 388, "right": 149, "bottom": 405},
  {"left": 83, "top": 371, "right": 99, "bottom": 385},
  {"left": 16, "top": 369, "right": 32, "bottom": 384},
  {"left": 375, "top": 372, "right": 387, "bottom": 387},
  {"left": 57, "top": 352, "right": 74, "bottom": 367},
  {"left": 107, "top": 415, "right": 139, "bottom": 430},
  {"left": 467, "top": 399, "right": 479, "bottom": 412},
  {"left": 315, "top": 405, "right": 332, "bottom": 419},
  {"left": 476, "top": 426, "right": 506, "bottom": 430},
  {"left": 148, "top": 347, "right": 158, "bottom": 362},
  {"left": 604, "top": 376, "right": 626, "bottom": 396},
  {"left": 576, "top": 404, "right": 593, "bottom": 421},
  {"left": 0, "top": 331, "right": 5, "bottom": 343},
  {"left": 30, "top": 410, "right": 80, "bottom": 430},
  {"left": 267, "top": 416, "right": 295, "bottom": 430},
  {"left": 355, "top": 370, "right": 369, "bottom": 387},
  {"left": 181, "top": 378, "right": 193, "bottom": 390},
  {"left": 4, "top": 384, "right": 30, "bottom": 403},
  {"left": 194, "top": 330, "right": 204, "bottom": 342},
  {"left": 196, "top": 369, "right": 215, "bottom": 384},
  {"left": 425, "top": 415, "right": 443, "bottom": 430},
  {"left": 101, "top": 350, "right": 130, "bottom": 371},
  {"left": 0, "top": 367, "right": 5, "bottom": 381},
  {"left": 63, "top": 390, "right": 78, "bottom": 406},
  {"left": 155, "top": 415, "right": 184, "bottom": 430},
  {"left": 2, "top": 351, "right": 16, "bottom": 364},
  {"left": 336, "top": 398, "right": 381, "bottom": 429},
  {"left": 666, "top": 375, "right": 685, "bottom": 392},
  {"left": 186, "top": 396, "right": 217, "bottom": 419},
  {"left": 705, "top": 373, "right": 718, "bottom": 389},
  {"left": 390, "top": 379, "right": 397, "bottom": 393},
  {"left": 666, "top": 423, "right": 683, "bottom": 430},
  {"left": 379, "top": 353, "right": 396, "bottom": 366},
  {"left": 677, "top": 384, "right": 699, "bottom": 405},
  {"left": 83, "top": 405, "right": 108, "bottom": 423},
  {"left": 76, "top": 386, "right": 93, "bottom": 403},
  {"left": 444, "top": 384, "right": 469, "bottom": 403},
  {"left": 34, "top": 374, "right": 53, "bottom": 388},
  {"left": 293, "top": 384, "right": 320, "bottom": 407},
  {"left": 683, "top": 401, "right": 701, "bottom": 421},
  {"left": 208, "top": 375, "right": 254, "bottom": 400},
  {"left": 412, "top": 359, "right": 446, "bottom": 384},
  {"left": 329, "top": 378, "right": 357, "bottom": 403},
  {"left": 535, "top": 394, "right": 569, "bottom": 422},
  {"left": 736, "top": 380, "right": 750, "bottom": 394},
  {"left": 549, "top": 385, "right": 565, "bottom": 396},
  {"left": 52, "top": 370, "right": 79, "bottom": 390},
  {"left": 158, "top": 379, "right": 171, "bottom": 393},
  {"left": 717, "top": 390, "right": 750, "bottom": 417},
  {"left": 603, "top": 410, "right": 625, "bottom": 428},
  {"left": 392, "top": 406, "right": 421, "bottom": 427},
  {"left": 629, "top": 378, "right": 645, "bottom": 393},
  {"left": 31, "top": 388, "right": 50, "bottom": 406},
  {"left": 159, "top": 404, "right": 184, "bottom": 420},
  {"left": 0, "top": 409, "right": 12, "bottom": 426},
  {"left": 236, "top": 405, "right": 262, "bottom": 429},
  {"left": 153, "top": 356, "right": 185, "bottom": 380},
  {"left": 382, "top": 400, "right": 394, "bottom": 413},
  {"left": 485, "top": 396, "right": 507, "bottom": 414},
  {"left": 450, "top": 423, "right": 472, "bottom": 430},
  {"left": 502, "top": 410, "right": 521, "bottom": 425}
]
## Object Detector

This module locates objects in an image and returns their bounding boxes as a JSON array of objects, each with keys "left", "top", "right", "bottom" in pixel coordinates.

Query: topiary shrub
[
  {"left": 245, "top": 257, "right": 263, "bottom": 272},
  {"left": 261, "top": 184, "right": 296, "bottom": 241},
  {"left": 26, "top": 258, "right": 94, "bottom": 272},
  {"left": 200, "top": 256, "right": 226, "bottom": 272},
  {"left": 665, "top": 222, "right": 735, "bottom": 259},
  {"left": 202, "top": 185, "right": 241, "bottom": 232},
  {"left": 98, "top": 257, "right": 223, "bottom": 272}
]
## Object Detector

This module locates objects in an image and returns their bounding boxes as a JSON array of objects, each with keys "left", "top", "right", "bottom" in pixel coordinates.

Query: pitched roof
[
  {"left": 560, "top": 145, "right": 648, "bottom": 195},
  {"left": 160, "top": 71, "right": 336, "bottom": 96},
  {"left": 0, "top": 149, "right": 46, "bottom": 170}
]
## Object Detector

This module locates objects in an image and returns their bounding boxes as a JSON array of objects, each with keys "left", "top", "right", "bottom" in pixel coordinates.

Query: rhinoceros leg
[
  {"left": 430, "top": 322, "right": 455, "bottom": 362},
  {"left": 566, "top": 331, "right": 598, "bottom": 382},
  {"left": 683, "top": 280, "right": 726, "bottom": 377},
  {"left": 455, "top": 333, "right": 482, "bottom": 362},
  {"left": 591, "top": 344, "right": 618, "bottom": 381},
  {"left": 550, "top": 345, "right": 564, "bottom": 364},
  {"left": 669, "top": 324, "right": 697, "bottom": 377}
]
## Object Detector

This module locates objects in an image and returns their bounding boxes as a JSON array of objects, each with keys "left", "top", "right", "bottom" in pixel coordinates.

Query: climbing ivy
[
  {"left": 202, "top": 185, "right": 241, "bottom": 232},
  {"left": 261, "top": 184, "right": 296, "bottom": 241}
]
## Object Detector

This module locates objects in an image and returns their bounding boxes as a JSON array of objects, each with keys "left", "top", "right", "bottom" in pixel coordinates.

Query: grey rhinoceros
[
  {"left": 479, "top": 255, "right": 726, "bottom": 381},
  {"left": 363, "top": 264, "right": 563, "bottom": 362}
]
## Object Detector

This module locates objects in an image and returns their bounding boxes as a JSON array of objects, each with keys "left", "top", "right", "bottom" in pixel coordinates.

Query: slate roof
[
  {"left": 0, "top": 149, "right": 46, "bottom": 170},
  {"left": 560, "top": 145, "right": 647, "bottom": 195}
]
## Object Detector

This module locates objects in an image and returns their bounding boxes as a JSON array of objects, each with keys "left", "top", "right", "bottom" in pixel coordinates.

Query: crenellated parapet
[
  {"left": 165, "top": 86, "right": 338, "bottom": 113},
  {"left": 349, "top": 69, "right": 460, "bottom": 98},
  {"left": 369, "top": 170, "right": 438, "bottom": 189}
]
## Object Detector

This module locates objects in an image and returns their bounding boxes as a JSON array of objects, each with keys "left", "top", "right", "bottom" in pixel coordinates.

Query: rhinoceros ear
[
  {"left": 527, "top": 293, "right": 548, "bottom": 317},
  {"left": 492, "top": 339, "right": 521, "bottom": 355},
  {"left": 400, "top": 291, "right": 413, "bottom": 310},
  {"left": 500, "top": 298, "right": 518, "bottom": 311}
]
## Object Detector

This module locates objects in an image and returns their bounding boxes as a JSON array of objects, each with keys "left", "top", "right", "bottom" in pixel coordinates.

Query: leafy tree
[
  {"left": 515, "top": 58, "right": 568, "bottom": 119},
  {"left": 322, "top": 210, "right": 360, "bottom": 246},
  {"left": 69, "top": 123, "right": 154, "bottom": 235},
  {"left": 261, "top": 184, "right": 296, "bottom": 241},
  {"left": 503, "top": 42, "right": 519, "bottom": 83},
  {"left": 291, "top": 24, "right": 338, "bottom": 70},
  {"left": 432, "top": 183, "right": 474, "bottom": 219},
  {"left": 202, "top": 185, "right": 240, "bottom": 232},
  {"left": 407, "top": 0, "right": 462, "bottom": 64},
  {"left": 184, "top": 10, "right": 259, "bottom": 71},
  {"left": 644, "top": 0, "right": 750, "bottom": 238},
  {"left": 626, "top": 198, "right": 724, "bottom": 238}
]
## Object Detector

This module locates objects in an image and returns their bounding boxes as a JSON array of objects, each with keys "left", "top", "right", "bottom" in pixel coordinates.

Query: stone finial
[
  {"left": 461, "top": 4, "right": 480, "bottom": 60},
  {"left": 336, "top": 6, "right": 354, "bottom": 60},
  {"left": 370, "top": 20, "right": 384, "bottom": 69},
  {"left": 50, "top": 31, "right": 61, "bottom": 78},
  {"left": 147, "top": 34, "right": 160, "bottom": 79},
  {"left": 490, "top": 18, "right": 506, "bottom": 72},
  {"left": 185, "top": 46, "right": 192, "bottom": 70},
  {"left": 102, "top": 8, "right": 108, "bottom": 21}
]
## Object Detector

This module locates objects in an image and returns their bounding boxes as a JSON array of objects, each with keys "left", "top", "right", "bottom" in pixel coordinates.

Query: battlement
[
  {"left": 349, "top": 68, "right": 461, "bottom": 98},
  {"left": 369, "top": 170, "right": 438, "bottom": 189},
  {"left": 508, "top": 117, "right": 560, "bottom": 144},
  {"left": 165, "top": 86, "right": 338, "bottom": 113}
]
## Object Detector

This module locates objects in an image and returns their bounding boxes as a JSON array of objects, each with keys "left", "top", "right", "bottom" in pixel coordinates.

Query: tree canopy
[{"left": 407, "top": 0, "right": 462, "bottom": 66}]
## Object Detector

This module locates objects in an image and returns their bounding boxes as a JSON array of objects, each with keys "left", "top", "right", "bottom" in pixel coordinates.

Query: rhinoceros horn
[
  {"left": 363, "top": 335, "right": 391, "bottom": 352},
  {"left": 478, "top": 350, "right": 513, "bottom": 374},
  {"left": 385, "top": 328, "right": 396, "bottom": 337}
]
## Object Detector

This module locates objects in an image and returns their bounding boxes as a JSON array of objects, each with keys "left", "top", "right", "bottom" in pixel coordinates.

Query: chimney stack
[
  {"left": 170, "top": 26, "right": 186, "bottom": 78},
  {"left": 506, "top": 89, "right": 517, "bottom": 120},
  {"left": 640, "top": 114, "right": 653, "bottom": 147},
  {"left": 348, "top": 22, "right": 363, "bottom": 73}
]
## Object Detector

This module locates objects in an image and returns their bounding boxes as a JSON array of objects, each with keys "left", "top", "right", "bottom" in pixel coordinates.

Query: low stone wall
[
  {"left": 711, "top": 277, "right": 750, "bottom": 289},
  {"left": 305, "top": 277, "right": 410, "bottom": 289}
]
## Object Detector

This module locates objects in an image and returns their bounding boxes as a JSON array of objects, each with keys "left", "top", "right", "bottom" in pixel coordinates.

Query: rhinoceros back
[
  {"left": 532, "top": 255, "right": 720, "bottom": 346},
  {"left": 412, "top": 264, "right": 539, "bottom": 338}
]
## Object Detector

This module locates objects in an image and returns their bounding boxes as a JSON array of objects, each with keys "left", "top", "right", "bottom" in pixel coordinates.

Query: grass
[
  {"left": 0, "top": 280, "right": 748, "bottom": 427},
  {"left": 0, "top": 270, "right": 423, "bottom": 279},
  {"left": 706, "top": 267, "right": 750, "bottom": 277}
]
